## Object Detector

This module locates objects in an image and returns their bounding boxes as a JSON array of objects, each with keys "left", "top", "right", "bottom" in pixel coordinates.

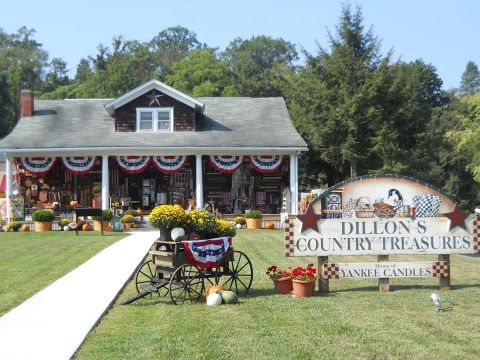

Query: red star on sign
[
  {"left": 445, "top": 204, "right": 468, "bottom": 231},
  {"left": 296, "top": 207, "right": 323, "bottom": 234}
]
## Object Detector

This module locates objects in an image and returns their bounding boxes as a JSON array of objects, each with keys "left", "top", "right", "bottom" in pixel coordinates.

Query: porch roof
[{"left": 0, "top": 97, "right": 308, "bottom": 156}]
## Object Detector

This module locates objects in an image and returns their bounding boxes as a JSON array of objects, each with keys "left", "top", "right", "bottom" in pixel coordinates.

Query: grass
[
  {"left": 73, "top": 229, "right": 480, "bottom": 360},
  {"left": 0, "top": 231, "right": 125, "bottom": 316}
]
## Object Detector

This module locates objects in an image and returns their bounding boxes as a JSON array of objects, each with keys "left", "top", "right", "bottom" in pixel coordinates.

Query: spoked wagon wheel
[
  {"left": 135, "top": 260, "right": 169, "bottom": 299},
  {"left": 169, "top": 264, "right": 204, "bottom": 305},
  {"left": 221, "top": 250, "right": 253, "bottom": 295}
]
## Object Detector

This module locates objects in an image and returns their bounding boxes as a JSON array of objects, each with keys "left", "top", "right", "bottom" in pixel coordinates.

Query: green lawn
[
  {"left": 0, "top": 231, "right": 125, "bottom": 316},
  {"left": 75, "top": 230, "right": 479, "bottom": 360}
]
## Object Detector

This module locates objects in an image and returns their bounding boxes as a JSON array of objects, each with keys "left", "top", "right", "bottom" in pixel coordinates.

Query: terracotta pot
[
  {"left": 292, "top": 279, "right": 315, "bottom": 297},
  {"left": 273, "top": 278, "right": 293, "bottom": 295},
  {"left": 34, "top": 221, "right": 52, "bottom": 232},
  {"left": 93, "top": 220, "right": 110, "bottom": 232},
  {"left": 246, "top": 218, "right": 262, "bottom": 229}
]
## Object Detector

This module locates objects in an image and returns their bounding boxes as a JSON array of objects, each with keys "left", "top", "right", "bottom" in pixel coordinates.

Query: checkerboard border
[
  {"left": 284, "top": 218, "right": 294, "bottom": 256},
  {"left": 432, "top": 261, "right": 448, "bottom": 278},
  {"left": 322, "top": 263, "right": 340, "bottom": 279}
]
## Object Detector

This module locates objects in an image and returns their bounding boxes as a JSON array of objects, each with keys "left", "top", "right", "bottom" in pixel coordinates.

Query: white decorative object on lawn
[{"left": 206, "top": 293, "right": 223, "bottom": 306}]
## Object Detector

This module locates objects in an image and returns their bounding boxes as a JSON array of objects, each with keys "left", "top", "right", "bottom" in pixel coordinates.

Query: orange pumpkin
[
  {"left": 21, "top": 224, "right": 30, "bottom": 232},
  {"left": 204, "top": 284, "right": 225, "bottom": 299},
  {"left": 82, "top": 223, "right": 90, "bottom": 231},
  {"left": 265, "top": 222, "right": 275, "bottom": 230},
  {"left": 70, "top": 200, "right": 79, "bottom": 207},
  {"left": 136, "top": 208, "right": 143, "bottom": 216},
  {"left": 105, "top": 226, "right": 113, "bottom": 232}
]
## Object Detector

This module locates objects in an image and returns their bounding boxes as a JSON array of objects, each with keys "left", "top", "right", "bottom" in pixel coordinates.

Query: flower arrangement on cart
[{"left": 122, "top": 205, "right": 252, "bottom": 306}]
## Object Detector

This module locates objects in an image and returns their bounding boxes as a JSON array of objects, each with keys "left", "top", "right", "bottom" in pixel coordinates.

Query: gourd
[
  {"left": 82, "top": 223, "right": 90, "bottom": 231},
  {"left": 70, "top": 200, "right": 79, "bottom": 207},
  {"left": 206, "top": 293, "right": 223, "bottom": 306},
  {"left": 136, "top": 208, "right": 143, "bottom": 216},
  {"left": 171, "top": 227, "right": 186, "bottom": 241},
  {"left": 265, "top": 222, "right": 275, "bottom": 230},
  {"left": 220, "top": 291, "right": 238, "bottom": 304},
  {"left": 204, "top": 284, "right": 225, "bottom": 299},
  {"left": 21, "top": 224, "right": 30, "bottom": 232}
]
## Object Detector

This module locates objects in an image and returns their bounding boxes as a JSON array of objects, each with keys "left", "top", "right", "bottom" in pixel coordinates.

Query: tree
[
  {"left": 223, "top": 35, "right": 298, "bottom": 97},
  {"left": 44, "top": 57, "right": 70, "bottom": 92},
  {"left": 165, "top": 49, "right": 239, "bottom": 97},
  {"left": 459, "top": 61, "right": 480, "bottom": 96}
]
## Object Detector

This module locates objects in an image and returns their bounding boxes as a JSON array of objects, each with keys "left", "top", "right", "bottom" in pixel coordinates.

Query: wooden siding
[{"left": 115, "top": 89, "right": 196, "bottom": 132}]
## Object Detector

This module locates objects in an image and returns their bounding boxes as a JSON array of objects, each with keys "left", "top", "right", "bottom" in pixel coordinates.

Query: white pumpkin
[
  {"left": 171, "top": 227, "right": 186, "bottom": 241},
  {"left": 236, "top": 224, "right": 242, "bottom": 229},
  {"left": 63, "top": 226, "right": 70, "bottom": 231},
  {"left": 206, "top": 292, "right": 223, "bottom": 306}
]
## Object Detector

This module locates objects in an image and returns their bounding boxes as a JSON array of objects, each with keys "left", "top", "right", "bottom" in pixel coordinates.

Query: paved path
[{"left": 0, "top": 231, "right": 158, "bottom": 360}]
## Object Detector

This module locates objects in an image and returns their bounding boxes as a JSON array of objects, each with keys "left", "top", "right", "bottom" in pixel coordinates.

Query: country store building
[{"left": 0, "top": 80, "right": 308, "bottom": 222}]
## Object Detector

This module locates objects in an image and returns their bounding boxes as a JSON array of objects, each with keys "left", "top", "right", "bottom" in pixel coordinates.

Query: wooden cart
[{"left": 122, "top": 237, "right": 253, "bottom": 305}]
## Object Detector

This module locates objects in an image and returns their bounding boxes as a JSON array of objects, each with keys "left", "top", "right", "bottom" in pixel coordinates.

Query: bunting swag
[
  {"left": 182, "top": 237, "right": 232, "bottom": 268},
  {"left": 250, "top": 155, "right": 284, "bottom": 173},
  {"left": 18, "top": 157, "right": 57, "bottom": 176},
  {"left": 208, "top": 155, "right": 243, "bottom": 173},
  {"left": 152, "top": 156, "right": 188, "bottom": 174},
  {"left": 62, "top": 156, "right": 97, "bottom": 175},
  {"left": 115, "top": 156, "right": 151, "bottom": 174}
]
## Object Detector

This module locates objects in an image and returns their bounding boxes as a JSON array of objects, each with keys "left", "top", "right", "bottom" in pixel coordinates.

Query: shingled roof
[{"left": 0, "top": 96, "right": 307, "bottom": 155}]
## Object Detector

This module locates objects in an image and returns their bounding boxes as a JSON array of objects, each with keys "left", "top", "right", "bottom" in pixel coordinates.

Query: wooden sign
[{"left": 322, "top": 261, "right": 448, "bottom": 279}]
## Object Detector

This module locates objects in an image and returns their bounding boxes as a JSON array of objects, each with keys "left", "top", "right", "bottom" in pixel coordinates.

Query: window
[{"left": 136, "top": 107, "right": 173, "bottom": 132}]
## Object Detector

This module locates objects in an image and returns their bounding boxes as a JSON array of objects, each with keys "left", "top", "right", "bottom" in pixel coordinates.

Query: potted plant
[
  {"left": 121, "top": 214, "right": 135, "bottom": 229},
  {"left": 185, "top": 209, "right": 217, "bottom": 239},
  {"left": 92, "top": 209, "right": 113, "bottom": 231},
  {"left": 266, "top": 265, "right": 293, "bottom": 295},
  {"left": 32, "top": 209, "right": 55, "bottom": 232},
  {"left": 291, "top": 264, "right": 317, "bottom": 297},
  {"left": 235, "top": 216, "right": 246, "bottom": 229},
  {"left": 245, "top": 210, "right": 262, "bottom": 229},
  {"left": 212, "top": 219, "right": 236, "bottom": 238},
  {"left": 148, "top": 205, "right": 187, "bottom": 240},
  {"left": 58, "top": 218, "right": 71, "bottom": 231},
  {"left": 7, "top": 221, "right": 22, "bottom": 232}
]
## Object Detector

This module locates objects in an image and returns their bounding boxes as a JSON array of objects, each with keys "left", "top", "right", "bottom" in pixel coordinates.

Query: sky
[{"left": 1, "top": 0, "right": 479, "bottom": 90}]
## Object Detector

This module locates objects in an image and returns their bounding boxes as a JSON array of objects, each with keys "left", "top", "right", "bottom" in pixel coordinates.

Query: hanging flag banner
[
  {"left": 18, "top": 157, "right": 57, "bottom": 176},
  {"left": 115, "top": 156, "right": 151, "bottom": 174},
  {"left": 250, "top": 155, "right": 284, "bottom": 173},
  {"left": 208, "top": 155, "right": 243, "bottom": 173},
  {"left": 182, "top": 237, "right": 232, "bottom": 268},
  {"left": 152, "top": 155, "right": 188, "bottom": 174},
  {"left": 62, "top": 156, "right": 97, "bottom": 175}
]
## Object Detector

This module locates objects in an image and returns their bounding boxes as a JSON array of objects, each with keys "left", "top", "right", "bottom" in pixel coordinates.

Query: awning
[{"left": 0, "top": 175, "right": 17, "bottom": 193}]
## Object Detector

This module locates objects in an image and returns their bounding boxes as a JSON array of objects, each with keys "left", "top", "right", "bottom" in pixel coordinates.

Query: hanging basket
[{"left": 354, "top": 197, "right": 374, "bottom": 218}]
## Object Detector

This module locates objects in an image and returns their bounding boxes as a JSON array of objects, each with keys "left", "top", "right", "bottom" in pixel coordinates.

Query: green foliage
[
  {"left": 121, "top": 214, "right": 135, "bottom": 224},
  {"left": 92, "top": 209, "right": 114, "bottom": 221},
  {"left": 32, "top": 209, "right": 55, "bottom": 222},
  {"left": 235, "top": 216, "right": 246, "bottom": 225},
  {"left": 212, "top": 219, "right": 236, "bottom": 237},
  {"left": 58, "top": 219, "right": 71, "bottom": 227},
  {"left": 245, "top": 210, "right": 262, "bottom": 219},
  {"left": 459, "top": 61, "right": 480, "bottom": 96},
  {"left": 123, "top": 209, "right": 138, "bottom": 217},
  {"left": 7, "top": 221, "right": 22, "bottom": 230}
]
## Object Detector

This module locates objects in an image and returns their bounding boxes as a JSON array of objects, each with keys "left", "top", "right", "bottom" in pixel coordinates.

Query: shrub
[
  {"left": 245, "top": 210, "right": 262, "bottom": 219},
  {"left": 121, "top": 214, "right": 135, "bottom": 224},
  {"left": 58, "top": 219, "right": 71, "bottom": 227},
  {"left": 92, "top": 209, "right": 114, "bottom": 221},
  {"left": 148, "top": 205, "right": 186, "bottom": 230},
  {"left": 8, "top": 221, "right": 22, "bottom": 230},
  {"left": 32, "top": 209, "right": 55, "bottom": 222}
]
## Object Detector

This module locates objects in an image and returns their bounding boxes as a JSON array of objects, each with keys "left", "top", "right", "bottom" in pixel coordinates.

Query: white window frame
[{"left": 136, "top": 107, "right": 174, "bottom": 132}]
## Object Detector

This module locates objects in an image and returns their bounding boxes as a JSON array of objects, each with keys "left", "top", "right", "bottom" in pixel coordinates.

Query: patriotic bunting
[
  {"left": 182, "top": 237, "right": 232, "bottom": 268},
  {"left": 208, "top": 155, "right": 243, "bottom": 173},
  {"left": 250, "top": 155, "right": 285, "bottom": 173},
  {"left": 62, "top": 156, "right": 97, "bottom": 175},
  {"left": 18, "top": 157, "right": 57, "bottom": 176},
  {"left": 115, "top": 156, "right": 151, "bottom": 174},
  {"left": 152, "top": 155, "right": 188, "bottom": 174}
]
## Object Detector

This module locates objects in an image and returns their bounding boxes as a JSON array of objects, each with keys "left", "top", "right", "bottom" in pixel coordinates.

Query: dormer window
[{"left": 136, "top": 108, "right": 173, "bottom": 132}]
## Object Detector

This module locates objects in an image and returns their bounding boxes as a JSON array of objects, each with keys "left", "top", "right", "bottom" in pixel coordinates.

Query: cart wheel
[
  {"left": 221, "top": 250, "right": 253, "bottom": 295},
  {"left": 135, "top": 260, "right": 168, "bottom": 299},
  {"left": 169, "top": 264, "right": 204, "bottom": 305}
]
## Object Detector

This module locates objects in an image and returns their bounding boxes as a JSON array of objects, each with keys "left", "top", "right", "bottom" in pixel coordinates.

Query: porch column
[
  {"left": 195, "top": 155, "right": 203, "bottom": 209},
  {"left": 5, "top": 156, "right": 13, "bottom": 222},
  {"left": 289, "top": 154, "right": 298, "bottom": 215},
  {"left": 101, "top": 155, "right": 109, "bottom": 210}
]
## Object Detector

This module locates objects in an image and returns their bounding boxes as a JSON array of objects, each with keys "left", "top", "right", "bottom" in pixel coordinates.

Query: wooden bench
[{"left": 74, "top": 207, "right": 104, "bottom": 235}]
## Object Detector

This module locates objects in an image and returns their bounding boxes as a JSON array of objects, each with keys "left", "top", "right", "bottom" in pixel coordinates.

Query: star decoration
[
  {"left": 145, "top": 91, "right": 163, "bottom": 106},
  {"left": 445, "top": 204, "right": 468, "bottom": 231},
  {"left": 296, "top": 207, "right": 323, "bottom": 234}
]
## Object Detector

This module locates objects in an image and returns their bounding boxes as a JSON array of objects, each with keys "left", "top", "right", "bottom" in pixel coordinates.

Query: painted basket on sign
[
  {"left": 354, "top": 197, "right": 375, "bottom": 218},
  {"left": 373, "top": 202, "right": 396, "bottom": 218}
]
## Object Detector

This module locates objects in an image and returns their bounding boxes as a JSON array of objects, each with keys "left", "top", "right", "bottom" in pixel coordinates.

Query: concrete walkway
[{"left": 0, "top": 231, "right": 158, "bottom": 360}]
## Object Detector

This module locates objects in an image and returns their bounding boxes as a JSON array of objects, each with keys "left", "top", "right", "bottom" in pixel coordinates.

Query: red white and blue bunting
[
  {"left": 250, "top": 155, "right": 285, "bottom": 173},
  {"left": 182, "top": 237, "right": 232, "bottom": 269},
  {"left": 152, "top": 155, "right": 188, "bottom": 174},
  {"left": 115, "top": 156, "right": 151, "bottom": 174},
  {"left": 208, "top": 155, "right": 243, "bottom": 174},
  {"left": 18, "top": 157, "right": 57, "bottom": 176},
  {"left": 62, "top": 156, "right": 97, "bottom": 175}
]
